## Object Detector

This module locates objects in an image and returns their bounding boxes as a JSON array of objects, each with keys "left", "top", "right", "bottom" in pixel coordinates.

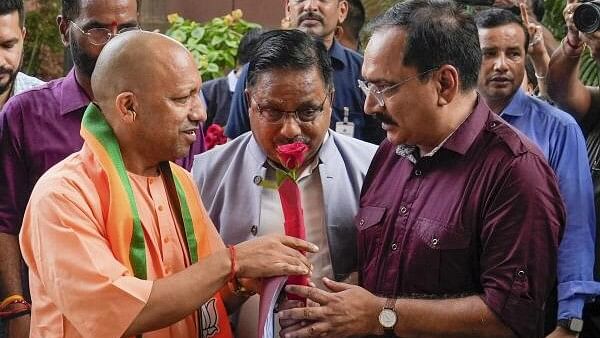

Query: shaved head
[
  {"left": 91, "top": 30, "right": 204, "bottom": 170},
  {"left": 92, "top": 30, "right": 194, "bottom": 111}
]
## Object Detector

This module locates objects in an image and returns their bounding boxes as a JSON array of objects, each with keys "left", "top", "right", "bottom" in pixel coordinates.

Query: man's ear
[
  {"left": 284, "top": 0, "right": 291, "bottom": 18},
  {"left": 435, "top": 65, "right": 459, "bottom": 106},
  {"left": 57, "top": 15, "right": 70, "bottom": 47},
  {"left": 116, "top": 92, "right": 138, "bottom": 123},
  {"left": 21, "top": 27, "right": 26, "bottom": 40},
  {"left": 338, "top": 0, "right": 349, "bottom": 25}
]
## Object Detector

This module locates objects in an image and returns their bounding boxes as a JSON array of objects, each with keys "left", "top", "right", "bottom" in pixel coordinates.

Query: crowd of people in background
[{"left": 2, "top": 0, "right": 600, "bottom": 337}]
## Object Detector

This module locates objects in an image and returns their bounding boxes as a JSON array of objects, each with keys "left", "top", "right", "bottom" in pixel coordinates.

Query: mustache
[
  {"left": 489, "top": 74, "right": 512, "bottom": 81},
  {"left": 375, "top": 112, "right": 397, "bottom": 126},
  {"left": 298, "top": 12, "right": 324, "bottom": 24},
  {"left": 277, "top": 136, "right": 311, "bottom": 145},
  {"left": 0, "top": 67, "right": 14, "bottom": 76}
]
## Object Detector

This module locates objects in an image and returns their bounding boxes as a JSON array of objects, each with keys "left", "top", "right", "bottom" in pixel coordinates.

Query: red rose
[
  {"left": 276, "top": 142, "right": 308, "bottom": 170},
  {"left": 204, "top": 124, "right": 227, "bottom": 150}
]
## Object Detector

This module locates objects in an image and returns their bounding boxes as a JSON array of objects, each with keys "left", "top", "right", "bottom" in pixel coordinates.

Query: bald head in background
[{"left": 91, "top": 30, "right": 205, "bottom": 174}]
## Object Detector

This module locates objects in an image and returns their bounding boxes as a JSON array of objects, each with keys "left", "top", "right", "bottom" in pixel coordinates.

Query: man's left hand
[
  {"left": 546, "top": 326, "right": 578, "bottom": 338},
  {"left": 278, "top": 277, "right": 382, "bottom": 338}
]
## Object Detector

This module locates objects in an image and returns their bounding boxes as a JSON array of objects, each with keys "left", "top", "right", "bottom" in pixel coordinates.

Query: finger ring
[{"left": 304, "top": 308, "right": 311, "bottom": 319}]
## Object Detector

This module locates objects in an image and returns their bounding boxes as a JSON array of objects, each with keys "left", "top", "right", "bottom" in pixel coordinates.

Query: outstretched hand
[{"left": 235, "top": 234, "right": 318, "bottom": 279}]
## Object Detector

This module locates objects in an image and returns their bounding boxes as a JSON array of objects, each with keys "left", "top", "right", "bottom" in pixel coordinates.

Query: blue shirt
[
  {"left": 501, "top": 88, "right": 600, "bottom": 320},
  {"left": 224, "top": 40, "right": 385, "bottom": 145}
]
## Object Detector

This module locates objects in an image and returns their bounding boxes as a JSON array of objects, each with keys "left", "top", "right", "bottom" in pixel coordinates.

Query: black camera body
[{"left": 574, "top": 0, "right": 600, "bottom": 33}]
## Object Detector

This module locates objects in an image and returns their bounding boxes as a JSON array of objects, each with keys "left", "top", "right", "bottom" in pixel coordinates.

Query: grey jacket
[{"left": 192, "top": 130, "right": 377, "bottom": 281}]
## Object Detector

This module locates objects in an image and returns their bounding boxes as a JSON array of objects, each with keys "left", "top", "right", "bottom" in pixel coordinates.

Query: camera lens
[{"left": 574, "top": 2, "right": 600, "bottom": 33}]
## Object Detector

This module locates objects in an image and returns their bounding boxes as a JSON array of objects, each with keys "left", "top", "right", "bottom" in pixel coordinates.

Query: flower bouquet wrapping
[{"left": 258, "top": 142, "right": 309, "bottom": 338}]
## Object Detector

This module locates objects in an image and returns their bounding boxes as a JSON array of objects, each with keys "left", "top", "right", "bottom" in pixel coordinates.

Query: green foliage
[
  {"left": 166, "top": 10, "right": 260, "bottom": 81},
  {"left": 23, "top": 0, "right": 63, "bottom": 78},
  {"left": 543, "top": 0, "right": 600, "bottom": 86}
]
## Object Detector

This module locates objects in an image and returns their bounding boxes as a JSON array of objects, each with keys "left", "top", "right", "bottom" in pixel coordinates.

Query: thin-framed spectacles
[
  {"left": 70, "top": 21, "right": 141, "bottom": 46},
  {"left": 250, "top": 93, "right": 330, "bottom": 124},
  {"left": 358, "top": 68, "right": 438, "bottom": 107}
]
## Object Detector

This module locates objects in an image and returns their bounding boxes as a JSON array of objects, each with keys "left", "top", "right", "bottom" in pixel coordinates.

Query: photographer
[{"left": 547, "top": 0, "right": 600, "bottom": 336}]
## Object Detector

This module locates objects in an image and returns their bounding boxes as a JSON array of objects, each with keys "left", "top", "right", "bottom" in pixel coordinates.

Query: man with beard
[
  {"left": 0, "top": 0, "right": 43, "bottom": 112},
  {"left": 0, "top": 1, "right": 201, "bottom": 337},
  {"left": 225, "top": 0, "right": 385, "bottom": 145},
  {"left": 192, "top": 29, "right": 376, "bottom": 338},
  {"left": 278, "top": 1, "right": 563, "bottom": 337},
  {"left": 475, "top": 9, "right": 598, "bottom": 338}
]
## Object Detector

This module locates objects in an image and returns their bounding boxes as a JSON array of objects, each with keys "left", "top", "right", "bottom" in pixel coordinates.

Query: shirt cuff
[{"left": 558, "top": 296, "right": 585, "bottom": 320}]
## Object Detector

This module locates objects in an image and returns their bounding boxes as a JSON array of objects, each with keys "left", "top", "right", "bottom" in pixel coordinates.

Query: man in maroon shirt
[{"left": 278, "top": 0, "right": 564, "bottom": 337}]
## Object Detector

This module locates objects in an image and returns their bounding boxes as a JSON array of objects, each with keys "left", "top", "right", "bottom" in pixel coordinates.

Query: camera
[{"left": 574, "top": 0, "right": 600, "bottom": 33}]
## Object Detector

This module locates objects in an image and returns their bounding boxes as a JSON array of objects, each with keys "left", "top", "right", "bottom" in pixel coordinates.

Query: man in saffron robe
[{"left": 18, "top": 31, "right": 317, "bottom": 338}]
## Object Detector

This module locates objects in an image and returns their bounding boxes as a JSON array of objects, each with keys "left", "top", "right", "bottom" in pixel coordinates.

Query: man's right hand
[
  {"left": 234, "top": 234, "right": 318, "bottom": 278},
  {"left": 564, "top": 0, "right": 584, "bottom": 46}
]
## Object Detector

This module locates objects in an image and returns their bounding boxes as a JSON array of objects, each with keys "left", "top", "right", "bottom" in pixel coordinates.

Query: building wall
[{"left": 157, "top": 0, "right": 285, "bottom": 30}]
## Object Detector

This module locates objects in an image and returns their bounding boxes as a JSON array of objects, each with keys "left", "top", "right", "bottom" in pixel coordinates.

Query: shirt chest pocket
[
  {"left": 407, "top": 217, "right": 472, "bottom": 294},
  {"left": 356, "top": 206, "right": 386, "bottom": 290}
]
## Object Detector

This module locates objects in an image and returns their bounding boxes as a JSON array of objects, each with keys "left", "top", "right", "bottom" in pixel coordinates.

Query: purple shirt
[
  {"left": 357, "top": 98, "right": 564, "bottom": 338},
  {"left": 0, "top": 70, "right": 205, "bottom": 235}
]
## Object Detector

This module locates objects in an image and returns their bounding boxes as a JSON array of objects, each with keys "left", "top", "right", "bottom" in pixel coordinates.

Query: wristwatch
[
  {"left": 378, "top": 298, "right": 398, "bottom": 335},
  {"left": 557, "top": 318, "right": 584, "bottom": 334}
]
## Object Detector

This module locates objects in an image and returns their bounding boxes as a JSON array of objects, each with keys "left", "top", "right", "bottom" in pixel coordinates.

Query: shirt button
[
  {"left": 253, "top": 175, "right": 263, "bottom": 185},
  {"left": 391, "top": 243, "right": 398, "bottom": 251},
  {"left": 250, "top": 225, "right": 258, "bottom": 236},
  {"left": 400, "top": 206, "right": 407, "bottom": 214},
  {"left": 517, "top": 270, "right": 526, "bottom": 278},
  {"left": 432, "top": 238, "right": 439, "bottom": 246},
  {"left": 414, "top": 169, "right": 422, "bottom": 176},
  {"left": 158, "top": 205, "right": 164, "bottom": 212},
  {"left": 359, "top": 219, "right": 365, "bottom": 226},
  {"left": 489, "top": 121, "right": 497, "bottom": 128}
]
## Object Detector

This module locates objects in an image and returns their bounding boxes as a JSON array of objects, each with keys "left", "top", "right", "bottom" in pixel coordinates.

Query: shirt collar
[
  {"left": 442, "top": 95, "right": 492, "bottom": 155},
  {"left": 396, "top": 95, "right": 491, "bottom": 161},
  {"left": 499, "top": 87, "right": 527, "bottom": 118},
  {"left": 328, "top": 39, "right": 347, "bottom": 69},
  {"left": 60, "top": 69, "right": 92, "bottom": 116},
  {"left": 227, "top": 69, "right": 238, "bottom": 93}
]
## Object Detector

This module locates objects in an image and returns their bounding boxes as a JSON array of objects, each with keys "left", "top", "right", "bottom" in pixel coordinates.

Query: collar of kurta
[{"left": 79, "top": 103, "right": 202, "bottom": 279}]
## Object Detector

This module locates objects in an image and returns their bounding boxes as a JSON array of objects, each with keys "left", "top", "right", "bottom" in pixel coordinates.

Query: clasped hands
[{"left": 277, "top": 277, "right": 383, "bottom": 338}]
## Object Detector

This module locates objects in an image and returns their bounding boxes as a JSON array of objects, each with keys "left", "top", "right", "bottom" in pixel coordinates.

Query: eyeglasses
[
  {"left": 291, "top": 0, "right": 336, "bottom": 4},
  {"left": 70, "top": 21, "right": 141, "bottom": 46},
  {"left": 358, "top": 68, "right": 438, "bottom": 107},
  {"left": 250, "top": 94, "right": 330, "bottom": 124}
]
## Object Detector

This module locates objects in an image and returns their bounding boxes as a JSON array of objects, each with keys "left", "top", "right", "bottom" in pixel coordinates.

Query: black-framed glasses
[
  {"left": 290, "top": 0, "right": 337, "bottom": 4},
  {"left": 70, "top": 21, "right": 141, "bottom": 46},
  {"left": 250, "top": 93, "right": 330, "bottom": 124},
  {"left": 358, "top": 68, "right": 438, "bottom": 107}
]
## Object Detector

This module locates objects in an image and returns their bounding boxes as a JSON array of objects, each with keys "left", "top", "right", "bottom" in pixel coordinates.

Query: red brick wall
[{"left": 165, "top": 0, "right": 285, "bottom": 28}]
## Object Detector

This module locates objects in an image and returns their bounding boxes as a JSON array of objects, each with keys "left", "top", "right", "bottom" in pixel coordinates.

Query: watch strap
[{"left": 557, "top": 318, "right": 584, "bottom": 333}]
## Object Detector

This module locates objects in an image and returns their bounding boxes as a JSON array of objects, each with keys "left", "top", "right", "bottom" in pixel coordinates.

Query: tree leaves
[{"left": 165, "top": 11, "right": 260, "bottom": 81}]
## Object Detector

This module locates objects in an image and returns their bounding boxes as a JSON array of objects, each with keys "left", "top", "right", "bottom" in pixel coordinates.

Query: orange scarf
[{"left": 81, "top": 103, "right": 232, "bottom": 338}]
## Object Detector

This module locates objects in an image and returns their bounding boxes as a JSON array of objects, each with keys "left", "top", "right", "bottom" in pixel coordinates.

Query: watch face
[
  {"left": 570, "top": 318, "right": 584, "bottom": 332},
  {"left": 378, "top": 308, "right": 397, "bottom": 329}
]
